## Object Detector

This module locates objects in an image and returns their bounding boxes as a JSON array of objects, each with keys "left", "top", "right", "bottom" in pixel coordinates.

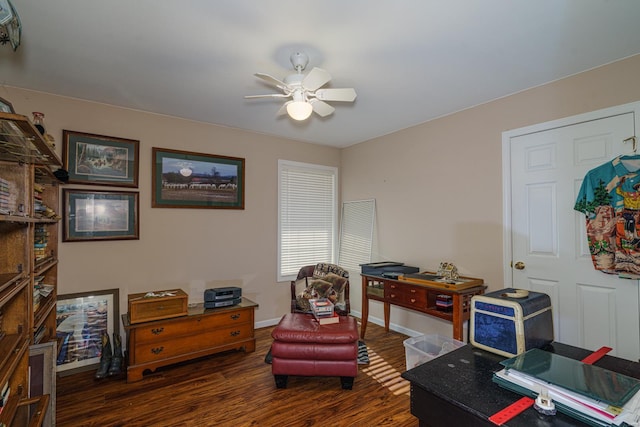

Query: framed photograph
[
  {"left": 0, "top": 96, "right": 15, "bottom": 113},
  {"left": 29, "top": 341, "right": 57, "bottom": 426},
  {"left": 152, "top": 147, "right": 245, "bottom": 209},
  {"left": 55, "top": 288, "right": 119, "bottom": 375},
  {"left": 62, "top": 130, "right": 139, "bottom": 187},
  {"left": 63, "top": 189, "right": 139, "bottom": 242}
]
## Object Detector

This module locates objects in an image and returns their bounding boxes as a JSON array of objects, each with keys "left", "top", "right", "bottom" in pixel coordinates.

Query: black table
[{"left": 401, "top": 343, "right": 640, "bottom": 426}]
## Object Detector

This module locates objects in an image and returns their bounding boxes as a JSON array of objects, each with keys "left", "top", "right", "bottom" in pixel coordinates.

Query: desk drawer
[
  {"left": 133, "top": 323, "right": 253, "bottom": 363},
  {"left": 385, "top": 283, "right": 428, "bottom": 307},
  {"left": 134, "top": 308, "right": 253, "bottom": 344}
]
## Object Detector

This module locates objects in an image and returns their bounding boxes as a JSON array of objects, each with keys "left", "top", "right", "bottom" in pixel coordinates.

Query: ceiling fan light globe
[{"left": 287, "top": 101, "right": 312, "bottom": 121}]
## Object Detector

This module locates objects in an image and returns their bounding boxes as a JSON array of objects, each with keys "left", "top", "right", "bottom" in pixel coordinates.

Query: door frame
[{"left": 502, "top": 100, "right": 640, "bottom": 288}]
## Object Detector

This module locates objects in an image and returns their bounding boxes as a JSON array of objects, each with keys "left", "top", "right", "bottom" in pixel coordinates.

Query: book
[
  {"left": 317, "top": 312, "right": 340, "bottom": 325},
  {"left": 309, "top": 298, "right": 334, "bottom": 315}
]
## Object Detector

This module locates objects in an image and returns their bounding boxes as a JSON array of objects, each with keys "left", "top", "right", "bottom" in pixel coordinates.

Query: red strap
[
  {"left": 581, "top": 346, "right": 612, "bottom": 365},
  {"left": 488, "top": 397, "right": 535, "bottom": 425},
  {"left": 488, "top": 346, "right": 612, "bottom": 425}
]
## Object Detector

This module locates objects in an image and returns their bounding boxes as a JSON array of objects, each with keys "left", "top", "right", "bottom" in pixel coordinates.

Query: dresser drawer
[
  {"left": 133, "top": 308, "right": 253, "bottom": 343},
  {"left": 133, "top": 322, "right": 253, "bottom": 363}
]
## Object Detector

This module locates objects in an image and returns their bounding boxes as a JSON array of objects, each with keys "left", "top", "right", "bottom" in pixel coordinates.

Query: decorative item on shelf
[
  {"left": 32, "top": 112, "right": 45, "bottom": 135},
  {"left": 437, "top": 262, "right": 459, "bottom": 281},
  {"left": 53, "top": 168, "right": 69, "bottom": 182}
]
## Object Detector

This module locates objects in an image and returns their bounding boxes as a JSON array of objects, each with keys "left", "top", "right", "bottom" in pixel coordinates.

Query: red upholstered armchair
[{"left": 290, "top": 263, "right": 351, "bottom": 315}]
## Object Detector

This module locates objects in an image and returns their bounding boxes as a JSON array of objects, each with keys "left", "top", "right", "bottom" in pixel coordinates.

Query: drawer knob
[
  {"left": 390, "top": 284, "right": 397, "bottom": 289},
  {"left": 230, "top": 330, "right": 240, "bottom": 337},
  {"left": 151, "top": 346, "right": 164, "bottom": 355},
  {"left": 410, "top": 289, "right": 416, "bottom": 293},
  {"left": 410, "top": 298, "right": 416, "bottom": 303},
  {"left": 151, "top": 327, "right": 164, "bottom": 335},
  {"left": 231, "top": 314, "right": 241, "bottom": 320},
  {"left": 390, "top": 294, "right": 396, "bottom": 298}
]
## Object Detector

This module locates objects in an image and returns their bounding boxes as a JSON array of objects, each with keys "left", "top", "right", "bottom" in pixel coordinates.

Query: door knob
[{"left": 514, "top": 261, "right": 525, "bottom": 270}]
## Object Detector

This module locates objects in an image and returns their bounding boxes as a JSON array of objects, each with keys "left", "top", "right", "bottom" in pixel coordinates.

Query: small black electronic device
[{"left": 203, "top": 287, "right": 242, "bottom": 308}]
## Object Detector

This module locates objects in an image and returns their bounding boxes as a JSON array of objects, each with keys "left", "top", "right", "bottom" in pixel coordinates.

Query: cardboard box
[
  {"left": 128, "top": 289, "right": 188, "bottom": 324},
  {"left": 470, "top": 288, "right": 553, "bottom": 357},
  {"left": 403, "top": 334, "right": 465, "bottom": 370}
]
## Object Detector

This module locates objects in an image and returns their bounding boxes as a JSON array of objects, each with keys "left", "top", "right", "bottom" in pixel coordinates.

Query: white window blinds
[
  {"left": 338, "top": 199, "right": 376, "bottom": 270},
  {"left": 278, "top": 160, "right": 338, "bottom": 281}
]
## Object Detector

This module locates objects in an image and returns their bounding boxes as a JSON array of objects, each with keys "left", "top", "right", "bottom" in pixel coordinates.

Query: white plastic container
[{"left": 403, "top": 334, "right": 465, "bottom": 371}]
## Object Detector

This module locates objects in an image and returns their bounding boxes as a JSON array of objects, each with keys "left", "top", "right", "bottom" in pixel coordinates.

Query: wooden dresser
[{"left": 122, "top": 297, "right": 258, "bottom": 382}]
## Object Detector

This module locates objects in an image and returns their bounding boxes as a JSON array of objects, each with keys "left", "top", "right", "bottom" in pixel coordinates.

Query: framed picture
[
  {"left": 55, "top": 288, "right": 119, "bottom": 375},
  {"left": 152, "top": 147, "right": 245, "bottom": 209},
  {"left": 62, "top": 130, "right": 139, "bottom": 187},
  {"left": 29, "top": 341, "right": 57, "bottom": 426},
  {"left": 63, "top": 189, "right": 140, "bottom": 242},
  {"left": 0, "top": 96, "right": 15, "bottom": 113}
]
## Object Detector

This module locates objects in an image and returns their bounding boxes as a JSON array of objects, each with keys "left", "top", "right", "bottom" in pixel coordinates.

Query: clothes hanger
[{"left": 624, "top": 136, "right": 638, "bottom": 154}]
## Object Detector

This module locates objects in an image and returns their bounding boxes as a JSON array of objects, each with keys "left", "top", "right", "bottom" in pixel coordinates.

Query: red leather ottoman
[{"left": 271, "top": 313, "right": 359, "bottom": 389}]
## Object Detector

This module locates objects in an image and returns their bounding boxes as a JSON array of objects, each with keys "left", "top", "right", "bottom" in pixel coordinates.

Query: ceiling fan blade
[
  {"left": 244, "top": 93, "right": 290, "bottom": 99},
  {"left": 254, "top": 73, "right": 289, "bottom": 89},
  {"left": 276, "top": 101, "right": 291, "bottom": 116},
  {"left": 314, "top": 88, "right": 357, "bottom": 102},
  {"left": 310, "top": 99, "right": 335, "bottom": 117},
  {"left": 302, "top": 67, "right": 332, "bottom": 91}
]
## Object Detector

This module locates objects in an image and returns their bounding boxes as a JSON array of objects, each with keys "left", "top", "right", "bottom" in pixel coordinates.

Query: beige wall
[
  {"left": 5, "top": 53, "right": 640, "bottom": 337},
  {"left": 3, "top": 87, "right": 341, "bottom": 326},
  {"left": 342, "top": 54, "right": 640, "bottom": 336}
]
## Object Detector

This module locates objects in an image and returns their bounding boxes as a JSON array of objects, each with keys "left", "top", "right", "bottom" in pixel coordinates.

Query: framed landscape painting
[
  {"left": 63, "top": 189, "right": 140, "bottom": 242},
  {"left": 63, "top": 130, "right": 139, "bottom": 187},
  {"left": 152, "top": 147, "right": 245, "bottom": 209},
  {"left": 56, "top": 288, "right": 119, "bottom": 375}
]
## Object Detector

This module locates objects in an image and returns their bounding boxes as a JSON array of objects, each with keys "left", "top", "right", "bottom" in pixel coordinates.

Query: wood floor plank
[{"left": 57, "top": 318, "right": 418, "bottom": 426}]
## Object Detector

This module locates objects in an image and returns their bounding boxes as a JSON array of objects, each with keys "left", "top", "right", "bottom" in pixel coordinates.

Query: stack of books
[
  {"left": 0, "top": 178, "right": 12, "bottom": 215},
  {"left": 309, "top": 298, "right": 339, "bottom": 325},
  {"left": 34, "top": 224, "right": 49, "bottom": 261},
  {"left": 493, "top": 348, "right": 640, "bottom": 426}
]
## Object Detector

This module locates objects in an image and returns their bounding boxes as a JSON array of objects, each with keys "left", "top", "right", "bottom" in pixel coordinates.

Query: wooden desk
[
  {"left": 123, "top": 297, "right": 258, "bottom": 382},
  {"left": 360, "top": 274, "right": 486, "bottom": 341},
  {"left": 401, "top": 343, "right": 640, "bottom": 426}
]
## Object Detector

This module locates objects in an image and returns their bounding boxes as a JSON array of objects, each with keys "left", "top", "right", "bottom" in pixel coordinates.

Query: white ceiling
[{"left": 1, "top": 1, "right": 640, "bottom": 148}]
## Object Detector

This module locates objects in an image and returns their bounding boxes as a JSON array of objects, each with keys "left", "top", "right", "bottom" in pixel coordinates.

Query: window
[{"left": 278, "top": 160, "right": 338, "bottom": 281}]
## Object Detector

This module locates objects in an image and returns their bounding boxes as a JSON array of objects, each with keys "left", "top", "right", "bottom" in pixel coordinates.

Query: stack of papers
[{"left": 493, "top": 348, "right": 640, "bottom": 426}]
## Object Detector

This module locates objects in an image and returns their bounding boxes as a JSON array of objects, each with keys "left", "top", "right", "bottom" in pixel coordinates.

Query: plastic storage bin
[{"left": 403, "top": 334, "right": 465, "bottom": 370}]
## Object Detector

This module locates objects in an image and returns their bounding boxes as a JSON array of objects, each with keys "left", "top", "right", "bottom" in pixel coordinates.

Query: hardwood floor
[{"left": 56, "top": 319, "right": 417, "bottom": 426}]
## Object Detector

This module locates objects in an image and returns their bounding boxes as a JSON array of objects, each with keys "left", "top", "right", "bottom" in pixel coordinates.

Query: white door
[{"left": 507, "top": 109, "right": 640, "bottom": 361}]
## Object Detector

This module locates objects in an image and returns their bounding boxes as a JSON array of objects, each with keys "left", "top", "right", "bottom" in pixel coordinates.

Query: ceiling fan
[{"left": 245, "top": 52, "right": 357, "bottom": 121}]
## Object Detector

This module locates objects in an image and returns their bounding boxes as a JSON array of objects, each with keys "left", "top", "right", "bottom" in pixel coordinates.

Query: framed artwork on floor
[
  {"left": 56, "top": 288, "right": 119, "bottom": 375},
  {"left": 62, "top": 130, "right": 139, "bottom": 187},
  {"left": 152, "top": 147, "right": 245, "bottom": 209}
]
